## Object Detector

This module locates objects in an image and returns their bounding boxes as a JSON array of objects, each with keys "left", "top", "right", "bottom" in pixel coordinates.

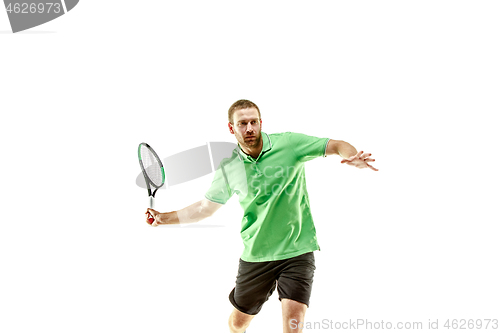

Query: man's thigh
[
  {"left": 229, "top": 259, "right": 278, "bottom": 315},
  {"left": 276, "top": 252, "right": 316, "bottom": 307},
  {"left": 229, "top": 252, "right": 316, "bottom": 315}
]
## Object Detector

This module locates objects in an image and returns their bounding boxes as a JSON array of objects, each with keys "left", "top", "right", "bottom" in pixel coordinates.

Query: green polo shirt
[{"left": 205, "top": 131, "right": 330, "bottom": 262}]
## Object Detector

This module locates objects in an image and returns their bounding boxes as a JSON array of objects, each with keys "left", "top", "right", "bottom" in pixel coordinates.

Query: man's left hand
[{"left": 341, "top": 151, "right": 378, "bottom": 171}]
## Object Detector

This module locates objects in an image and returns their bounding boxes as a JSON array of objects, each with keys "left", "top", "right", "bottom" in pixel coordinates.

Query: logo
[{"left": 3, "top": 0, "right": 79, "bottom": 33}]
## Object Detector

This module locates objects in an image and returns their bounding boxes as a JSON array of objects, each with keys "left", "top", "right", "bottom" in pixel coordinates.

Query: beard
[{"left": 238, "top": 130, "right": 262, "bottom": 149}]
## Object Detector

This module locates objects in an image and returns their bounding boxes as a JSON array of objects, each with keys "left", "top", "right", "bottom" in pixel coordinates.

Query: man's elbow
[
  {"left": 326, "top": 139, "right": 341, "bottom": 156},
  {"left": 200, "top": 199, "right": 222, "bottom": 218}
]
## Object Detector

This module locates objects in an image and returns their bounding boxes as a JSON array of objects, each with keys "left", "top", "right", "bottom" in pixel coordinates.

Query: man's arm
[
  {"left": 325, "top": 139, "right": 378, "bottom": 171},
  {"left": 146, "top": 198, "right": 223, "bottom": 227},
  {"left": 325, "top": 139, "right": 357, "bottom": 158}
]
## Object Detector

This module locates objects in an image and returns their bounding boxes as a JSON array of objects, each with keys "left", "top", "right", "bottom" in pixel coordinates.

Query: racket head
[{"left": 138, "top": 142, "right": 165, "bottom": 190}]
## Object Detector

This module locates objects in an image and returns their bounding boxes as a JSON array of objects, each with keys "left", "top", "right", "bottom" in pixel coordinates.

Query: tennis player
[{"left": 146, "top": 100, "right": 377, "bottom": 333}]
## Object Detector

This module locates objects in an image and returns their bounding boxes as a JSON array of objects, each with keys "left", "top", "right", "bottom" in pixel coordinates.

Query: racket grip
[{"left": 148, "top": 197, "right": 156, "bottom": 224}]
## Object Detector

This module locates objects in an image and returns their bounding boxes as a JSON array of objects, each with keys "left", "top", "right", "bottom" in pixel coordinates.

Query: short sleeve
[
  {"left": 204, "top": 163, "right": 233, "bottom": 205},
  {"left": 286, "top": 132, "right": 330, "bottom": 162}
]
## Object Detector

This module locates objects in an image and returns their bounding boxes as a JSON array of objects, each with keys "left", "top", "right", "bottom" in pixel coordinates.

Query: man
[{"left": 146, "top": 99, "right": 377, "bottom": 333}]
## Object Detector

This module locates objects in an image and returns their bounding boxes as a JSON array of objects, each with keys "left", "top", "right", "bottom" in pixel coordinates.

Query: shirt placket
[{"left": 246, "top": 155, "right": 263, "bottom": 177}]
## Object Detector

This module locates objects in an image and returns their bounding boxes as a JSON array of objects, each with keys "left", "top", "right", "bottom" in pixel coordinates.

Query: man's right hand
[
  {"left": 145, "top": 208, "right": 159, "bottom": 226},
  {"left": 145, "top": 209, "right": 179, "bottom": 227},
  {"left": 145, "top": 199, "right": 221, "bottom": 226}
]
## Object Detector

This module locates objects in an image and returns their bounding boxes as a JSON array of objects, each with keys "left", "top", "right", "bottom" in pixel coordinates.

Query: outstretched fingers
[
  {"left": 340, "top": 151, "right": 378, "bottom": 171},
  {"left": 366, "top": 163, "right": 379, "bottom": 171}
]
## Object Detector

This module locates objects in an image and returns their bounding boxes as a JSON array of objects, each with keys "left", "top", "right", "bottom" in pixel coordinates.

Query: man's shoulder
[
  {"left": 267, "top": 131, "right": 293, "bottom": 141},
  {"left": 268, "top": 131, "right": 309, "bottom": 144},
  {"left": 268, "top": 131, "right": 291, "bottom": 136},
  {"left": 268, "top": 131, "right": 306, "bottom": 137}
]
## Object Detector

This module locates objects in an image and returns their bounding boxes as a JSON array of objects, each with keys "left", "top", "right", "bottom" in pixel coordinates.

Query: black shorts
[{"left": 229, "top": 252, "right": 316, "bottom": 315}]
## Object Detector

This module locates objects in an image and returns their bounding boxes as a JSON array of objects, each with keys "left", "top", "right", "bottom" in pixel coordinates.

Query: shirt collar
[{"left": 236, "top": 131, "right": 272, "bottom": 161}]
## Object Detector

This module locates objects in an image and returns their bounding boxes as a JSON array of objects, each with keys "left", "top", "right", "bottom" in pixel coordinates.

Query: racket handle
[{"left": 147, "top": 197, "right": 155, "bottom": 224}]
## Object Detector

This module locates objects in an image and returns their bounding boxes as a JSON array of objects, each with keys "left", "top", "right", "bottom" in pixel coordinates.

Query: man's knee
[
  {"left": 228, "top": 308, "right": 254, "bottom": 331},
  {"left": 228, "top": 316, "right": 247, "bottom": 331},
  {"left": 282, "top": 298, "right": 307, "bottom": 320}
]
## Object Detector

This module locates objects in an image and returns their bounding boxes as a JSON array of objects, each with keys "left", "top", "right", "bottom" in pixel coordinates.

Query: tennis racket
[{"left": 138, "top": 142, "right": 165, "bottom": 224}]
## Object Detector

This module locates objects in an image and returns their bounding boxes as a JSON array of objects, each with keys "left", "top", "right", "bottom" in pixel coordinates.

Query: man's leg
[
  {"left": 228, "top": 307, "right": 254, "bottom": 333},
  {"left": 228, "top": 257, "right": 278, "bottom": 332},
  {"left": 276, "top": 252, "right": 316, "bottom": 333},
  {"left": 281, "top": 298, "right": 307, "bottom": 333}
]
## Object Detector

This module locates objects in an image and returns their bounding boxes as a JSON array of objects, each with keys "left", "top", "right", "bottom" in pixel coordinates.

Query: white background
[{"left": 1, "top": 1, "right": 499, "bottom": 332}]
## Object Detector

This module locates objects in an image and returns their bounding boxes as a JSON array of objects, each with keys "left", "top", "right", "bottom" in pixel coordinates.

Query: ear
[
  {"left": 260, "top": 119, "right": 262, "bottom": 129},
  {"left": 228, "top": 122, "right": 235, "bottom": 134}
]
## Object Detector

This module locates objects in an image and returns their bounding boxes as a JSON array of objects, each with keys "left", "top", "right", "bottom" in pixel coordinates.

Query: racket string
[{"left": 140, "top": 146, "right": 163, "bottom": 187}]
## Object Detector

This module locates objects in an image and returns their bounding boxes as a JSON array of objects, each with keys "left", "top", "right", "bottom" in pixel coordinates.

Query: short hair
[{"left": 228, "top": 99, "right": 261, "bottom": 124}]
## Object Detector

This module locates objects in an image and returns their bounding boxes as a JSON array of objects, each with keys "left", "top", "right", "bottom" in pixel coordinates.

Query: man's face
[{"left": 229, "top": 107, "right": 262, "bottom": 150}]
